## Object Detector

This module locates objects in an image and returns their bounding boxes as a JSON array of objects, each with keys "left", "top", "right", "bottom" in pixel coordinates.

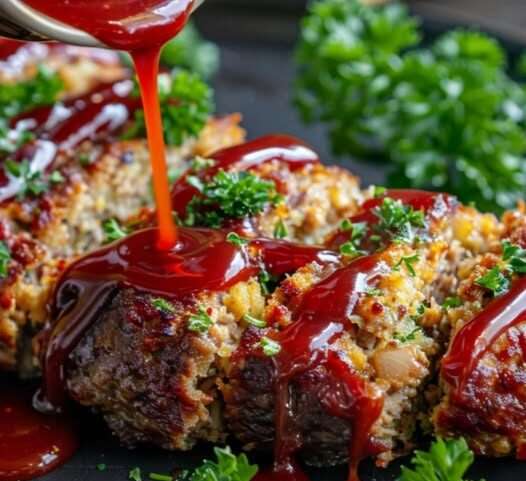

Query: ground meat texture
[
  {"left": 66, "top": 289, "right": 232, "bottom": 449},
  {"left": 0, "top": 43, "right": 245, "bottom": 374}
]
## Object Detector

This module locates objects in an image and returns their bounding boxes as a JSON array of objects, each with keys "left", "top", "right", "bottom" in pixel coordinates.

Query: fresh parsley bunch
[
  {"left": 123, "top": 69, "right": 214, "bottom": 147},
  {"left": 295, "top": 0, "right": 526, "bottom": 213}
]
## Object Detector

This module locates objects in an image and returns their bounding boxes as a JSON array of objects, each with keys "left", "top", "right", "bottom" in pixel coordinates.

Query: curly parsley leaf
[
  {"left": 475, "top": 266, "right": 510, "bottom": 297},
  {"left": 188, "top": 307, "right": 214, "bottom": 334},
  {"left": 502, "top": 240, "right": 526, "bottom": 274},
  {"left": 4, "top": 160, "right": 64, "bottom": 200},
  {"left": 123, "top": 69, "right": 214, "bottom": 147},
  {"left": 179, "top": 446, "right": 258, "bottom": 481},
  {"left": 397, "top": 437, "right": 481, "bottom": 481},
  {"left": 0, "top": 241, "right": 11, "bottom": 279},
  {"left": 102, "top": 218, "right": 128, "bottom": 244},
  {"left": 295, "top": 0, "right": 526, "bottom": 213},
  {"left": 374, "top": 197, "right": 425, "bottom": 243},
  {"left": 185, "top": 170, "right": 282, "bottom": 228}
]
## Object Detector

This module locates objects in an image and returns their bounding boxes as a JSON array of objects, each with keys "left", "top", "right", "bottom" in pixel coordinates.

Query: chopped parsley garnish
[
  {"left": 0, "top": 242, "right": 11, "bottom": 279},
  {"left": 394, "top": 326, "right": 422, "bottom": 343},
  {"left": 373, "top": 186, "right": 387, "bottom": 198},
  {"left": 226, "top": 232, "right": 249, "bottom": 247},
  {"left": 188, "top": 307, "right": 214, "bottom": 333},
  {"left": 260, "top": 337, "right": 281, "bottom": 357},
  {"left": 123, "top": 69, "right": 213, "bottom": 147},
  {"left": 443, "top": 296, "right": 462, "bottom": 309},
  {"left": 103, "top": 218, "right": 128, "bottom": 244},
  {"left": 178, "top": 446, "right": 258, "bottom": 481},
  {"left": 149, "top": 474, "right": 172, "bottom": 481},
  {"left": 393, "top": 254, "right": 420, "bottom": 277},
  {"left": 475, "top": 266, "right": 510, "bottom": 297},
  {"left": 398, "top": 437, "right": 481, "bottom": 481},
  {"left": 96, "top": 463, "right": 107, "bottom": 472},
  {"left": 190, "top": 157, "right": 215, "bottom": 172},
  {"left": 185, "top": 170, "right": 282, "bottom": 228},
  {"left": 258, "top": 269, "right": 280, "bottom": 296},
  {"left": 502, "top": 240, "right": 526, "bottom": 274},
  {"left": 374, "top": 198, "right": 425, "bottom": 244},
  {"left": 244, "top": 314, "right": 267, "bottom": 328},
  {"left": 152, "top": 298, "right": 176, "bottom": 314},
  {"left": 4, "top": 160, "right": 65, "bottom": 199},
  {"left": 339, "top": 220, "right": 366, "bottom": 257},
  {"left": 129, "top": 467, "right": 143, "bottom": 481},
  {"left": 365, "top": 287, "right": 383, "bottom": 297},
  {"left": 273, "top": 219, "right": 288, "bottom": 239}
]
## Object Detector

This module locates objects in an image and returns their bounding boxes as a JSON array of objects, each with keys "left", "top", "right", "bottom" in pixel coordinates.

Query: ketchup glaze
[
  {"left": 36, "top": 226, "right": 338, "bottom": 413},
  {"left": 171, "top": 134, "right": 320, "bottom": 222},
  {"left": 248, "top": 255, "right": 390, "bottom": 481},
  {"left": 0, "top": 384, "right": 78, "bottom": 481}
]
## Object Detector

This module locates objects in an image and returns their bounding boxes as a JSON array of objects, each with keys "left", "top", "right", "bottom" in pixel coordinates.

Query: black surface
[{"left": 30, "top": 3, "right": 526, "bottom": 481}]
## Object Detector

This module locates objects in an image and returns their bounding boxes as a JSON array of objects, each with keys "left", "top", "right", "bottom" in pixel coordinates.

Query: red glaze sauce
[
  {"left": 328, "top": 189, "right": 456, "bottom": 250},
  {"left": 252, "top": 255, "right": 389, "bottom": 481},
  {"left": 35, "top": 227, "right": 337, "bottom": 413},
  {"left": 171, "top": 135, "right": 319, "bottom": 221},
  {"left": 442, "top": 277, "right": 526, "bottom": 390},
  {"left": 0, "top": 80, "right": 139, "bottom": 203},
  {"left": 23, "top": 0, "right": 196, "bottom": 247},
  {"left": 0, "top": 384, "right": 78, "bottom": 481}
]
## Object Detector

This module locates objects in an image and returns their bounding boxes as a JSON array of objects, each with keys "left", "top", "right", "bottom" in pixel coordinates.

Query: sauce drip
[
  {"left": 442, "top": 277, "right": 526, "bottom": 391},
  {"left": 254, "top": 255, "right": 388, "bottom": 481},
  {"left": 328, "top": 189, "right": 455, "bottom": 250},
  {"left": 36, "top": 227, "right": 337, "bottom": 413},
  {"left": 24, "top": 0, "right": 196, "bottom": 247},
  {"left": 171, "top": 134, "right": 320, "bottom": 220},
  {"left": 0, "top": 384, "right": 78, "bottom": 481}
]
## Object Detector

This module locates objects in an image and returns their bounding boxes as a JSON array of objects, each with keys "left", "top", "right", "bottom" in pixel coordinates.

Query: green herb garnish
[
  {"left": 374, "top": 198, "right": 425, "bottom": 244},
  {"left": 226, "top": 232, "right": 249, "bottom": 247},
  {"left": 129, "top": 467, "right": 143, "bottom": 481},
  {"left": 0, "top": 241, "right": 11, "bottom": 279},
  {"left": 260, "top": 337, "right": 281, "bottom": 357},
  {"left": 443, "top": 296, "right": 462, "bottom": 309},
  {"left": 393, "top": 254, "right": 420, "bottom": 277},
  {"left": 102, "top": 218, "right": 128, "bottom": 243},
  {"left": 244, "top": 314, "right": 267, "bottom": 329},
  {"left": 475, "top": 266, "right": 510, "bottom": 297},
  {"left": 178, "top": 446, "right": 258, "bottom": 481},
  {"left": 152, "top": 298, "right": 176, "bottom": 314},
  {"left": 188, "top": 307, "right": 214, "bottom": 333},
  {"left": 273, "top": 219, "right": 288, "bottom": 239},
  {"left": 123, "top": 69, "right": 213, "bottom": 147},
  {"left": 149, "top": 474, "right": 172, "bottom": 481},
  {"left": 502, "top": 240, "right": 526, "bottom": 274},
  {"left": 397, "top": 437, "right": 481, "bottom": 481},
  {"left": 185, "top": 170, "right": 282, "bottom": 228}
]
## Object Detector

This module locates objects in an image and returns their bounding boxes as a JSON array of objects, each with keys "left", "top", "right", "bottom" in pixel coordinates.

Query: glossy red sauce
[
  {"left": 328, "top": 189, "right": 456, "bottom": 250},
  {"left": 35, "top": 227, "right": 337, "bottom": 413},
  {"left": 0, "top": 384, "right": 78, "bottom": 481},
  {"left": 23, "top": 0, "right": 195, "bottom": 51},
  {"left": 171, "top": 135, "right": 320, "bottom": 221},
  {"left": 24, "top": 0, "right": 195, "bottom": 247},
  {"left": 0, "top": 80, "right": 139, "bottom": 203},
  {"left": 251, "top": 255, "right": 389, "bottom": 481},
  {"left": 442, "top": 277, "right": 526, "bottom": 390}
]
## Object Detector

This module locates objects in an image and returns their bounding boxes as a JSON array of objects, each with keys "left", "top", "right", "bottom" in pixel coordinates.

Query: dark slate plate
[{"left": 22, "top": 2, "right": 526, "bottom": 480}]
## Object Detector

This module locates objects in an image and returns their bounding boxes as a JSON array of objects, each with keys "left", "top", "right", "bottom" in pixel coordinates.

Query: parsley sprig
[
  {"left": 123, "top": 69, "right": 214, "bottom": 147},
  {"left": 185, "top": 170, "right": 282, "bottom": 228},
  {"left": 374, "top": 198, "right": 425, "bottom": 244},
  {"left": 398, "top": 437, "right": 481, "bottom": 481},
  {"left": 179, "top": 446, "right": 258, "bottom": 481},
  {"left": 295, "top": 0, "right": 526, "bottom": 213},
  {"left": 4, "top": 159, "right": 64, "bottom": 200},
  {"left": 102, "top": 218, "right": 128, "bottom": 244},
  {"left": 339, "top": 220, "right": 366, "bottom": 257},
  {"left": 475, "top": 240, "right": 526, "bottom": 296},
  {"left": 188, "top": 307, "right": 214, "bottom": 333}
]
